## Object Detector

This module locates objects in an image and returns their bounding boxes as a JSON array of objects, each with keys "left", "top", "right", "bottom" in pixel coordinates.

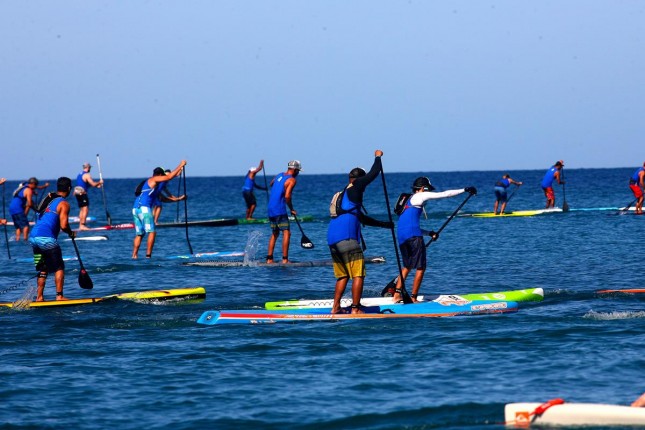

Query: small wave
[{"left": 584, "top": 310, "right": 645, "bottom": 320}]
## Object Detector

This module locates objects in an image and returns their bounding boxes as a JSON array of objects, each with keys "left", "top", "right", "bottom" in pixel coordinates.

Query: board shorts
[
  {"left": 329, "top": 239, "right": 365, "bottom": 279},
  {"left": 494, "top": 186, "right": 508, "bottom": 202},
  {"left": 243, "top": 190, "right": 256, "bottom": 208},
  {"left": 133, "top": 206, "right": 155, "bottom": 235},
  {"left": 542, "top": 186, "right": 554, "bottom": 201},
  {"left": 269, "top": 214, "right": 290, "bottom": 232},
  {"left": 629, "top": 184, "right": 643, "bottom": 198},
  {"left": 400, "top": 236, "right": 427, "bottom": 270},
  {"left": 30, "top": 237, "right": 65, "bottom": 273},
  {"left": 75, "top": 193, "right": 90, "bottom": 208},
  {"left": 11, "top": 212, "right": 29, "bottom": 230}
]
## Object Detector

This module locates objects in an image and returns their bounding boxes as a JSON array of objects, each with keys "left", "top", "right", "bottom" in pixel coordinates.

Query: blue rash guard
[
  {"left": 30, "top": 197, "right": 63, "bottom": 241},
  {"left": 76, "top": 171, "right": 89, "bottom": 193},
  {"left": 267, "top": 172, "right": 292, "bottom": 217},
  {"left": 495, "top": 178, "right": 511, "bottom": 188},
  {"left": 134, "top": 180, "right": 161, "bottom": 209},
  {"left": 9, "top": 186, "right": 28, "bottom": 215},
  {"left": 397, "top": 202, "right": 423, "bottom": 245},
  {"left": 242, "top": 174, "right": 256, "bottom": 192},
  {"left": 541, "top": 167, "right": 558, "bottom": 188},
  {"left": 630, "top": 167, "right": 644, "bottom": 184},
  {"left": 153, "top": 181, "right": 167, "bottom": 207}
]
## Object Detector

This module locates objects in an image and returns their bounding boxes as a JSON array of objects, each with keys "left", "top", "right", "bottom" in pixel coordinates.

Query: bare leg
[
  {"left": 36, "top": 274, "right": 46, "bottom": 301},
  {"left": 132, "top": 235, "right": 144, "bottom": 259},
  {"left": 281, "top": 230, "right": 291, "bottom": 263},
  {"left": 153, "top": 206, "right": 161, "bottom": 224},
  {"left": 350, "top": 276, "right": 365, "bottom": 314},
  {"left": 246, "top": 203, "right": 256, "bottom": 220},
  {"left": 22, "top": 226, "right": 30, "bottom": 241},
  {"left": 15, "top": 229, "right": 20, "bottom": 242},
  {"left": 145, "top": 231, "right": 156, "bottom": 257},
  {"left": 392, "top": 267, "right": 411, "bottom": 302},
  {"left": 500, "top": 202, "right": 507, "bottom": 214},
  {"left": 54, "top": 269, "right": 68, "bottom": 300},
  {"left": 267, "top": 230, "right": 279, "bottom": 263},
  {"left": 331, "top": 277, "right": 349, "bottom": 314},
  {"left": 410, "top": 268, "right": 426, "bottom": 301},
  {"left": 79, "top": 207, "right": 90, "bottom": 230},
  {"left": 493, "top": 201, "right": 499, "bottom": 215}
]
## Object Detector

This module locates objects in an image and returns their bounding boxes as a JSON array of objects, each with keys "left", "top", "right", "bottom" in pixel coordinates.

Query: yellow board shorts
[{"left": 329, "top": 239, "right": 365, "bottom": 279}]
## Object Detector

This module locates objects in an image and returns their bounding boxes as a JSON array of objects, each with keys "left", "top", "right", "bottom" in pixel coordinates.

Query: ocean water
[{"left": 0, "top": 167, "right": 643, "bottom": 430}]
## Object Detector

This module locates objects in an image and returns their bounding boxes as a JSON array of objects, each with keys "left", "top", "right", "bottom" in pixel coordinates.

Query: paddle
[
  {"left": 293, "top": 214, "right": 314, "bottom": 249},
  {"left": 96, "top": 154, "right": 112, "bottom": 225},
  {"left": 70, "top": 237, "right": 93, "bottom": 289},
  {"left": 381, "top": 192, "right": 474, "bottom": 297},
  {"left": 620, "top": 198, "right": 638, "bottom": 214},
  {"left": 506, "top": 184, "right": 521, "bottom": 204},
  {"left": 262, "top": 165, "right": 269, "bottom": 202},
  {"left": 379, "top": 162, "right": 412, "bottom": 304},
  {"left": 560, "top": 167, "right": 570, "bottom": 212},
  {"left": 175, "top": 171, "right": 181, "bottom": 223},
  {"left": 2, "top": 182, "right": 10, "bottom": 259},
  {"left": 181, "top": 168, "right": 193, "bottom": 255}
]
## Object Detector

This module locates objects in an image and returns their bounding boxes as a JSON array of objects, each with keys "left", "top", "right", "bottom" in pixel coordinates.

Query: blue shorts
[
  {"left": 11, "top": 212, "right": 29, "bottom": 229},
  {"left": 269, "top": 214, "right": 290, "bottom": 232},
  {"left": 494, "top": 186, "right": 508, "bottom": 202},
  {"left": 243, "top": 190, "right": 256, "bottom": 208},
  {"left": 400, "top": 236, "right": 427, "bottom": 270},
  {"left": 133, "top": 206, "right": 155, "bottom": 235}
]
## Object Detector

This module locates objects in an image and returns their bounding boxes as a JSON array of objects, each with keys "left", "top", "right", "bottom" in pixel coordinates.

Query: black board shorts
[{"left": 400, "top": 236, "right": 427, "bottom": 270}]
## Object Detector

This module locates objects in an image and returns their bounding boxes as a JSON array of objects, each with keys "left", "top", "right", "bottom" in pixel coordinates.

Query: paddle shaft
[
  {"left": 379, "top": 163, "right": 412, "bottom": 304},
  {"left": 182, "top": 168, "right": 193, "bottom": 255},
  {"left": 262, "top": 166, "right": 269, "bottom": 202},
  {"left": 506, "top": 184, "right": 520, "bottom": 204},
  {"left": 293, "top": 213, "right": 314, "bottom": 248},
  {"left": 425, "top": 192, "right": 473, "bottom": 247},
  {"left": 2, "top": 183, "right": 10, "bottom": 259},
  {"left": 70, "top": 237, "right": 93, "bottom": 289},
  {"left": 560, "top": 167, "right": 569, "bottom": 211},
  {"left": 96, "top": 154, "right": 112, "bottom": 225}
]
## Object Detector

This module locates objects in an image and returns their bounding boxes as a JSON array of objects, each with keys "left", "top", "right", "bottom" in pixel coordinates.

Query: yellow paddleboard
[
  {"left": 0, "top": 287, "right": 206, "bottom": 308},
  {"left": 471, "top": 208, "right": 563, "bottom": 218}
]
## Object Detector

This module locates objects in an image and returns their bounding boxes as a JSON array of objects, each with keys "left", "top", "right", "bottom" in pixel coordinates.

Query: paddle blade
[
  {"left": 301, "top": 236, "right": 314, "bottom": 249},
  {"left": 78, "top": 269, "right": 93, "bottom": 289},
  {"left": 562, "top": 201, "right": 570, "bottom": 212},
  {"left": 381, "top": 277, "right": 398, "bottom": 297}
]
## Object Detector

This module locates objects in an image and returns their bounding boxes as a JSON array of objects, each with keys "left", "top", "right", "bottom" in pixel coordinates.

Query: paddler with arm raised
[
  {"left": 392, "top": 177, "right": 476, "bottom": 303},
  {"left": 628, "top": 162, "right": 645, "bottom": 215},
  {"left": 29, "top": 177, "right": 76, "bottom": 301},
  {"left": 242, "top": 160, "right": 267, "bottom": 220},
  {"left": 131, "top": 160, "right": 187, "bottom": 259},
  {"left": 327, "top": 150, "right": 393, "bottom": 314},
  {"left": 266, "top": 160, "right": 300, "bottom": 264},
  {"left": 493, "top": 174, "right": 522, "bottom": 215},
  {"left": 74, "top": 162, "right": 103, "bottom": 230}
]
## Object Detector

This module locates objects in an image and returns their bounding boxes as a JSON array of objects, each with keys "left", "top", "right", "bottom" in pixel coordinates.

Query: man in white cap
[
  {"left": 242, "top": 159, "right": 267, "bottom": 220},
  {"left": 266, "top": 160, "right": 301, "bottom": 263},
  {"left": 74, "top": 162, "right": 103, "bottom": 230}
]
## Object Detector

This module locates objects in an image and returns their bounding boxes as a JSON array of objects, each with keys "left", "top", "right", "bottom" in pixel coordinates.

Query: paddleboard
[
  {"left": 63, "top": 235, "right": 109, "bottom": 242},
  {"left": 165, "top": 250, "right": 245, "bottom": 260},
  {"left": 237, "top": 215, "right": 314, "bottom": 225},
  {"left": 0, "top": 287, "right": 206, "bottom": 308},
  {"left": 156, "top": 218, "right": 237, "bottom": 228},
  {"left": 15, "top": 255, "right": 77, "bottom": 263},
  {"left": 197, "top": 300, "right": 518, "bottom": 325},
  {"left": 75, "top": 223, "right": 135, "bottom": 232},
  {"left": 265, "top": 288, "right": 544, "bottom": 310},
  {"left": 68, "top": 216, "right": 97, "bottom": 223},
  {"left": 469, "top": 208, "right": 563, "bottom": 218},
  {"left": 184, "top": 256, "right": 386, "bottom": 267},
  {"left": 505, "top": 401, "right": 645, "bottom": 427},
  {"left": 597, "top": 288, "right": 645, "bottom": 294}
]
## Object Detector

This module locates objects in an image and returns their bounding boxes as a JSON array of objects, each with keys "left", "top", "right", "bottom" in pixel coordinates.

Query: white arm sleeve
[{"left": 408, "top": 189, "right": 466, "bottom": 207}]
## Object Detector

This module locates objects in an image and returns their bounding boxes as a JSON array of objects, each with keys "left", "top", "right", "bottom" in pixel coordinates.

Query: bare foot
[
  {"left": 56, "top": 295, "right": 69, "bottom": 301},
  {"left": 281, "top": 259, "right": 290, "bottom": 264},
  {"left": 392, "top": 293, "right": 403, "bottom": 303},
  {"left": 331, "top": 307, "right": 349, "bottom": 314},
  {"left": 36, "top": 297, "right": 44, "bottom": 302},
  {"left": 632, "top": 393, "right": 645, "bottom": 407},
  {"left": 79, "top": 224, "right": 90, "bottom": 231},
  {"left": 351, "top": 307, "right": 364, "bottom": 315},
  {"left": 266, "top": 259, "right": 274, "bottom": 264}
]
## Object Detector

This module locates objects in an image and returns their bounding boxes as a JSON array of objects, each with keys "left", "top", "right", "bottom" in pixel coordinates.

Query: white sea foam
[{"left": 584, "top": 310, "right": 645, "bottom": 320}]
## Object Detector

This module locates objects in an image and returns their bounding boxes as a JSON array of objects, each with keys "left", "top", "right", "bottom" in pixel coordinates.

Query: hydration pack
[
  {"left": 329, "top": 188, "right": 347, "bottom": 218},
  {"left": 134, "top": 180, "right": 146, "bottom": 196},
  {"left": 12, "top": 183, "right": 26, "bottom": 198},
  {"left": 394, "top": 193, "right": 412, "bottom": 216},
  {"left": 35, "top": 192, "right": 57, "bottom": 215}
]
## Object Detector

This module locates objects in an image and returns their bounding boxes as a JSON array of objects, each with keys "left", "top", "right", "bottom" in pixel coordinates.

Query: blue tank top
[
  {"left": 30, "top": 197, "right": 63, "bottom": 239},
  {"left": 242, "top": 173, "right": 255, "bottom": 192},
  {"left": 133, "top": 180, "right": 161, "bottom": 209},
  {"left": 267, "top": 173, "right": 292, "bottom": 217},
  {"left": 396, "top": 201, "right": 423, "bottom": 245},
  {"left": 9, "top": 186, "right": 28, "bottom": 215},
  {"left": 76, "top": 171, "right": 89, "bottom": 192},
  {"left": 327, "top": 192, "right": 362, "bottom": 245},
  {"left": 541, "top": 167, "right": 557, "bottom": 188},
  {"left": 153, "top": 182, "right": 167, "bottom": 206},
  {"left": 495, "top": 178, "right": 510, "bottom": 188},
  {"left": 630, "top": 167, "right": 644, "bottom": 184}
]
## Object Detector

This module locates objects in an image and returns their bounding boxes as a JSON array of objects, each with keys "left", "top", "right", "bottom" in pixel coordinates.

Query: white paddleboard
[{"left": 505, "top": 402, "right": 645, "bottom": 427}]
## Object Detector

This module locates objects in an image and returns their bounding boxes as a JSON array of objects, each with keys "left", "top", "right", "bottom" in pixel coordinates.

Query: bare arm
[
  {"left": 284, "top": 177, "right": 297, "bottom": 214},
  {"left": 58, "top": 200, "right": 74, "bottom": 237},
  {"left": 23, "top": 188, "right": 34, "bottom": 214},
  {"left": 83, "top": 173, "right": 102, "bottom": 188}
]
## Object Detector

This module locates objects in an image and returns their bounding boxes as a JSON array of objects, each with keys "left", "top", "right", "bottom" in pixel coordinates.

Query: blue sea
[{"left": 1, "top": 167, "right": 643, "bottom": 429}]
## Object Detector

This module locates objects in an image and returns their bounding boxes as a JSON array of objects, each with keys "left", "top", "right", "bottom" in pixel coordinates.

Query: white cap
[{"left": 287, "top": 160, "right": 302, "bottom": 171}]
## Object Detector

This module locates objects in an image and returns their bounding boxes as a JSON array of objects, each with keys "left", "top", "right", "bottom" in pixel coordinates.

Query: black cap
[
  {"left": 57, "top": 177, "right": 72, "bottom": 192},
  {"left": 153, "top": 167, "right": 166, "bottom": 176},
  {"left": 412, "top": 176, "right": 435, "bottom": 192},
  {"left": 349, "top": 167, "right": 366, "bottom": 179}
]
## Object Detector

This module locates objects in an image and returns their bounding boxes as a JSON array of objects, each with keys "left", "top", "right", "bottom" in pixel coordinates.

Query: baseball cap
[
  {"left": 412, "top": 176, "right": 435, "bottom": 192},
  {"left": 555, "top": 160, "right": 564, "bottom": 167},
  {"left": 349, "top": 167, "right": 366, "bottom": 179},
  {"left": 28, "top": 177, "right": 39, "bottom": 185},
  {"left": 153, "top": 167, "right": 166, "bottom": 176},
  {"left": 287, "top": 160, "right": 302, "bottom": 171},
  {"left": 83, "top": 162, "right": 92, "bottom": 168}
]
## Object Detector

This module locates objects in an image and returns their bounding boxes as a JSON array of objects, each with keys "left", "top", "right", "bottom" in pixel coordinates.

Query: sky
[{"left": 1, "top": 1, "right": 644, "bottom": 179}]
